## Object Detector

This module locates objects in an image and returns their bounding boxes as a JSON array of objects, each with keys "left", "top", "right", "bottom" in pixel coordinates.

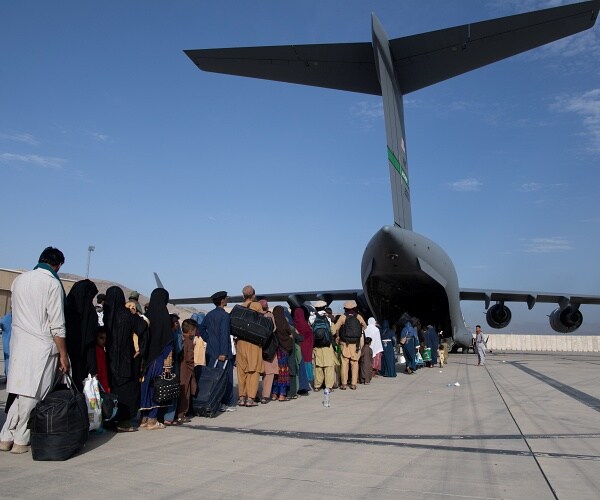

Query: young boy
[
  {"left": 359, "top": 337, "right": 373, "bottom": 384},
  {"left": 176, "top": 319, "right": 198, "bottom": 423},
  {"left": 438, "top": 344, "right": 446, "bottom": 368}
]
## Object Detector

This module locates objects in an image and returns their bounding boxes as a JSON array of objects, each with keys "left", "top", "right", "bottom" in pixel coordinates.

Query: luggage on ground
[
  {"left": 28, "top": 374, "right": 89, "bottom": 461},
  {"left": 195, "top": 360, "right": 228, "bottom": 417},
  {"left": 230, "top": 304, "right": 272, "bottom": 346}
]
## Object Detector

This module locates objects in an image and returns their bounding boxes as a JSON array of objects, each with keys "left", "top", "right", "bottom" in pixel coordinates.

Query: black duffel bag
[
  {"left": 230, "top": 304, "right": 273, "bottom": 347},
  {"left": 28, "top": 373, "right": 89, "bottom": 461}
]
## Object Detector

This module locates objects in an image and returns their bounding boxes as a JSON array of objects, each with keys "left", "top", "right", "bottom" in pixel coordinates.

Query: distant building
[{"left": 0, "top": 268, "right": 77, "bottom": 316}]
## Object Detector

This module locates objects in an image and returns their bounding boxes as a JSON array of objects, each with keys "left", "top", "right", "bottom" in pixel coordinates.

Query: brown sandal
[{"left": 145, "top": 418, "right": 166, "bottom": 430}]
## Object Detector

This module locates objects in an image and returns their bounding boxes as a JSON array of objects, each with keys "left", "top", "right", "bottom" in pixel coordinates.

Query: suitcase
[
  {"left": 230, "top": 304, "right": 272, "bottom": 347},
  {"left": 28, "top": 374, "right": 89, "bottom": 461},
  {"left": 194, "top": 360, "right": 228, "bottom": 418}
]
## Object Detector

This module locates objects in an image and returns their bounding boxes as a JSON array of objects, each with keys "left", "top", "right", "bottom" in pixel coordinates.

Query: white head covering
[{"left": 365, "top": 317, "right": 383, "bottom": 355}]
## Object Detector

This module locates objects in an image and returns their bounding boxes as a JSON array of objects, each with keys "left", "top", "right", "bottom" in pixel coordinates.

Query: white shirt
[{"left": 7, "top": 267, "right": 65, "bottom": 398}]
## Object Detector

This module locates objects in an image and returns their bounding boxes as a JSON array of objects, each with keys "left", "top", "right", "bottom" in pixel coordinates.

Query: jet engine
[
  {"left": 549, "top": 305, "right": 583, "bottom": 333},
  {"left": 486, "top": 302, "right": 512, "bottom": 329}
]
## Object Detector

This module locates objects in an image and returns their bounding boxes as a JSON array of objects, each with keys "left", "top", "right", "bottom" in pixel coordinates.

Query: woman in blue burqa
[
  {"left": 379, "top": 320, "right": 397, "bottom": 377},
  {"left": 425, "top": 325, "right": 439, "bottom": 368},
  {"left": 398, "top": 313, "right": 418, "bottom": 375},
  {"left": 139, "top": 288, "right": 173, "bottom": 430}
]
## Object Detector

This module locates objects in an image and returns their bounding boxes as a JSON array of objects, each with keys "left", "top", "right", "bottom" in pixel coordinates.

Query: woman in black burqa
[
  {"left": 104, "top": 285, "right": 148, "bottom": 432},
  {"left": 65, "top": 279, "right": 99, "bottom": 391},
  {"left": 138, "top": 287, "right": 174, "bottom": 430}
]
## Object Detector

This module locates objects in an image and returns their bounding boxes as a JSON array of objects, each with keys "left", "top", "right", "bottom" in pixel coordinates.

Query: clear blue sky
[{"left": 1, "top": 1, "right": 599, "bottom": 333}]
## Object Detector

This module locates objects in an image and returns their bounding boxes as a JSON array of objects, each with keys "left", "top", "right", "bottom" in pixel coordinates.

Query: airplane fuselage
[{"left": 361, "top": 225, "right": 471, "bottom": 347}]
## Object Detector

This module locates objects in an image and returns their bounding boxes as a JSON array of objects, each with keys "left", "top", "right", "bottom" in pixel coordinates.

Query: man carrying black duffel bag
[
  {"left": 27, "top": 373, "right": 89, "bottom": 461},
  {"left": 235, "top": 285, "right": 265, "bottom": 407},
  {"left": 1, "top": 247, "right": 70, "bottom": 455}
]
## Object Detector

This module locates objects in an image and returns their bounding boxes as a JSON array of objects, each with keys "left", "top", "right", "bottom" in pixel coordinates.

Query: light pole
[{"left": 86, "top": 245, "right": 95, "bottom": 278}]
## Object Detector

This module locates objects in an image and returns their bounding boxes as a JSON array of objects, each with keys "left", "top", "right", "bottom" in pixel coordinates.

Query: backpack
[
  {"left": 340, "top": 315, "right": 362, "bottom": 345},
  {"left": 312, "top": 315, "right": 331, "bottom": 348}
]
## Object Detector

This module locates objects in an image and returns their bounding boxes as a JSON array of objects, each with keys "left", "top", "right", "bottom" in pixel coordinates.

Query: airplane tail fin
[
  {"left": 153, "top": 272, "right": 164, "bottom": 289},
  {"left": 372, "top": 14, "right": 412, "bottom": 230},
  {"left": 185, "top": 0, "right": 600, "bottom": 231}
]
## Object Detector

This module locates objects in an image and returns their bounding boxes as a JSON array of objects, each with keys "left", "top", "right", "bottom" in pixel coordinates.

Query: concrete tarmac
[{"left": 1, "top": 351, "right": 599, "bottom": 499}]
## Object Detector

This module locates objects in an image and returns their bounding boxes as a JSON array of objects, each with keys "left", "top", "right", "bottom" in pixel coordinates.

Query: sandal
[
  {"left": 260, "top": 398, "right": 270, "bottom": 404},
  {"left": 271, "top": 395, "right": 278, "bottom": 401},
  {"left": 278, "top": 396, "right": 290, "bottom": 402},
  {"left": 116, "top": 426, "right": 137, "bottom": 432},
  {"left": 245, "top": 400, "right": 258, "bottom": 407},
  {"left": 350, "top": 385, "right": 357, "bottom": 390},
  {"left": 340, "top": 385, "right": 347, "bottom": 390},
  {"left": 139, "top": 417, "right": 149, "bottom": 428},
  {"left": 237, "top": 398, "right": 246, "bottom": 406},
  {"left": 146, "top": 421, "right": 166, "bottom": 430},
  {"left": 176, "top": 417, "right": 192, "bottom": 424}
]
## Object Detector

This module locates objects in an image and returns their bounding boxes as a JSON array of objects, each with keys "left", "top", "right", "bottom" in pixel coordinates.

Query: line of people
[
  {"left": 0, "top": 246, "right": 443, "bottom": 456},
  {"left": 196, "top": 288, "right": 401, "bottom": 414}
]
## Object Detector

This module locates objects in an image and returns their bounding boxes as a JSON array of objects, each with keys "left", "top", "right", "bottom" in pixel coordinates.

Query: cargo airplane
[{"left": 167, "top": 1, "right": 600, "bottom": 349}]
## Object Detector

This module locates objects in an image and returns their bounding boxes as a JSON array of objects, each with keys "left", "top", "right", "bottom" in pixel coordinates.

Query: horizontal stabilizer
[
  {"left": 185, "top": 1, "right": 599, "bottom": 96},
  {"left": 185, "top": 43, "right": 380, "bottom": 95},
  {"left": 392, "top": 0, "right": 600, "bottom": 93}
]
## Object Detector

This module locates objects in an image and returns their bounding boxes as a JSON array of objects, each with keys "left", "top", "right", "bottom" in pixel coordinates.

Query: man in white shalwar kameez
[{"left": 0, "top": 247, "right": 70, "bottom": 454}]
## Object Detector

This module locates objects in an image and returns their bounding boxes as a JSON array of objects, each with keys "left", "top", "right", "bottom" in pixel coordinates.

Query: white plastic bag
[
  {"left": 399, "top": 355, "right": 406, "bottom": 365},
  {"left": 83, "top": 374, "right": 102, "bottom": 431}
]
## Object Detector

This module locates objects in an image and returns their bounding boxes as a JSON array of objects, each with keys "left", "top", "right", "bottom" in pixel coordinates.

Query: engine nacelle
[
  {"left": 549, "top": 305, "right": 583, "bottom": 333},
  {"left": 486, "top": 303, "right": 512, "bottom": 329}
]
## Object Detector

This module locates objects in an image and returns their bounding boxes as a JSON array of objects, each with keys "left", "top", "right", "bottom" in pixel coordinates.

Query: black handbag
[
  {"left": 100, "top": 391, "right": 118, "bottom": 422},
  {"left": 262, "top": 333, "right": 278, "bottom": 361},
  {"left": 97, "top": 382, "right": 118, "bottom": 422},
  {"left": 153, "top": 372, "right": 180, "bottom": 403}
]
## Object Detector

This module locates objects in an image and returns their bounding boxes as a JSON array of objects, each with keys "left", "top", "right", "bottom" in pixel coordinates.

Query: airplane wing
[
  {"left": 168, "top": 289, "right": 362, "bottom": 306},
  {"left": 184, "top": 0, "right": 599, "bottom": 95},
  {"left": 459, "top": 288, "right": 600, "bottom": 310},
  {"left": 154, "top": 271, "right": 361, "bottom": 306}
]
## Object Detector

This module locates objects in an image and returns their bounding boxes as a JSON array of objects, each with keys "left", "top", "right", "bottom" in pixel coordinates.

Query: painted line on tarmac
[
  {"left": 509, "top": 361, "right": 600, "bottom": 412},
  {"left": 186, "top": 424, "right": 600, "bottom": 461}
]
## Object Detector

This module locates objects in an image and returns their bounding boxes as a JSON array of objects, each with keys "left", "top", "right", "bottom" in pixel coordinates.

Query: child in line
[
  {"left": 176, "top": 319, "right": 198, "bottom": 423},
  {"left": 95, "top": 328, "right": 110, "bottom": 392},
  {"left": 359, "top": 337, "right": 373, "bottom": 384}
]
